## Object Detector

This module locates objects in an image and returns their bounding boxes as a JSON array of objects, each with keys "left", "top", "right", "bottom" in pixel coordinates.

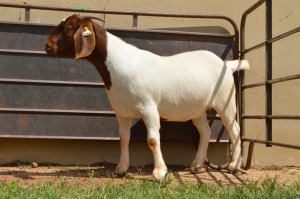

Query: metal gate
[
  {"left": 0, "top": 3, "right": 237, "bottom": 146},
  {"left": 240, "top": 0, "right": 300, "bottom": 168}
]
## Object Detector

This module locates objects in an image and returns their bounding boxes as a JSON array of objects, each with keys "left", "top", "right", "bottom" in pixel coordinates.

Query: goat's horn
[{"left": 79, "top": 16, "right": 105, "bottom": 23}]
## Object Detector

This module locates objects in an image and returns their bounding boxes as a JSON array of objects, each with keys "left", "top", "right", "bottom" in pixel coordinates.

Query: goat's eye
[{"left": 64, "top": 26, "right": 73, "bottom": 32}]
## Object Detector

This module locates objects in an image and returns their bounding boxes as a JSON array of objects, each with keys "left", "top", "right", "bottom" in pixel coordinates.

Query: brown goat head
[{"left": 45, "top": 14, "right": 104, "bottom": 59}]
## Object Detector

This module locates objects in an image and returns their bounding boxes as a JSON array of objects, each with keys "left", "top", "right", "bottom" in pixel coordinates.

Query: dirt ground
[{"left": 0, "top": 162, "right": 299, "bottom": 187}]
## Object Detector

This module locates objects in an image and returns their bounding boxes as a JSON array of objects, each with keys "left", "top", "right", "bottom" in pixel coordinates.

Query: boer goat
[{"left": 45, "top": 14, "right": 249, "bottom": 181}]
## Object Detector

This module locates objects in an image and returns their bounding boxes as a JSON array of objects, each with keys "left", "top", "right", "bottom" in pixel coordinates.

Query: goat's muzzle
[{"left": 45, "top": 41, "right": 57, "bottom": 56}]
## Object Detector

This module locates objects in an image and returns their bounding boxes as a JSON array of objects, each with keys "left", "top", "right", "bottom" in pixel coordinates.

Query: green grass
[{"left": 0, "top": 177, "right": 299, "bottom": 199}]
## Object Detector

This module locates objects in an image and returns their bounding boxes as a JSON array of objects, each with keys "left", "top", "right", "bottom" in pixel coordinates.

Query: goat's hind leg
[
  {"left": 191, "top": 117, "right": 211, "bottom": 173},
  {"left": 224, "top": 117, "right": 242, "bottom": 173},
  {"left": 115, "top": 116, "right": 132, "bottom": 176},
  {"left": 218, "top": 109, "right": 242, "bottom": 173}
]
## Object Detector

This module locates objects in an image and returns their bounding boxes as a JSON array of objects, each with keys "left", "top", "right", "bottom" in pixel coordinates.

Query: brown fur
[{"left": 45, "top": 14, "right": 112, "bottom": 90}]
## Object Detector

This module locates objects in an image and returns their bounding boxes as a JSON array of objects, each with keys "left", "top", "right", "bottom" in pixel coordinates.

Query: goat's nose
[
  {"left": 45, "top": 41, "right": 52, "bottom": 49},
  {"left": 45, "top": 41, "right": 56, "bottom": 55}
]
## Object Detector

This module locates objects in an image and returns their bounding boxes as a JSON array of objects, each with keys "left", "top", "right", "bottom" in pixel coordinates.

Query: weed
[{"left": 87, "top": 169, "right": 95, "bottom": 178}]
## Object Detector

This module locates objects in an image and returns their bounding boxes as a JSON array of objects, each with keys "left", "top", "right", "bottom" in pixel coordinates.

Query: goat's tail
[{"left": 225, "top": 60, "right": 250, "bottom": 73}]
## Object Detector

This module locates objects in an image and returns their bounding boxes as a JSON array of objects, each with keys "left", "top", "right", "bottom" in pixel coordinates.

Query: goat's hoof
[
  {"left": 115, "top": 165, "right": 128, "bottom": 178},
  {"left": 228, "top": 167, "right": 236, "bottom": 174},
  {"left": 153, "top": 167, "right": 168, "bottom": 182},
  {"left": 114, "top": 171, "right": 127, "bottom": 178},
  {"left": 228, "top": 163, "right": 241, "bottom": 174},
  {"left": 156, "top": 179, "right": 164, "bottom": 184},
  {"left": 190, "top": 164, "right": 207, "bottom": 174}
]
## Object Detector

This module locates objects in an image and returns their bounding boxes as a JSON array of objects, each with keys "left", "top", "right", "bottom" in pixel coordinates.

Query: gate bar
[
  {"left": 0, "top": 108, "right": 116, "bottom": 117},
  {"left": 239, "top": 0, "right": 266, "bottom": 150},
  {"left": 0, "top": 78, "right": 105, "bottom": 88},
  {"left": 242, "top": 74, "right": 300, "bottom": 90},
  {"left": 243, "top": 138, "right": 300, "bottom": 150},
  {"left": 0, "top": 2, "right": 238, "bottom": 40},
  {"left": 265, "top": 0, "right": 272, "bottom": 146},
  {"left": 0, "top": 107, "right": 221, "bottom": 120},
  {"left": 240, "top": 0, "right": 300, "bottom": 169},
  {"left": 242, "top": 26, "right": 300, "bottom": 55},
  {"left": 243, "top": 115, "right": 300, "bottom": 120},
  {"left": 0, "top": 1, "right": 239, "bottom": 58}
]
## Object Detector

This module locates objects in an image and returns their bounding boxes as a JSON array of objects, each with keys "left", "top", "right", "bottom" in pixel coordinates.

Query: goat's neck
[
  {"left": 87, "top": 52, "right": 112, "bottom": 90},
  {"left": 105, "top": 33, "right": 140, "bottom": 67},
  {"left": 86, "top": 24, "right": 111, "bottom": 90},
  {"left": 86, "top": 24, "right": 151, "bottom": 90}
]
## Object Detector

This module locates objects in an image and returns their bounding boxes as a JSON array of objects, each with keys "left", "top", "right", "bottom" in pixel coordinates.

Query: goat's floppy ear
[{"left": 74, "top": 21, "right": 96, "bottom": 59}]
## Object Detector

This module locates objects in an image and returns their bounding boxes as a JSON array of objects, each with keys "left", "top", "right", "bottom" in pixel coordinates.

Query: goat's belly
[
  {"left": 107, "top": 90, "right": 208, "bottom": 120},
  {"left": 109, "top": 100, "right": 205, "bottom": 121},
  {"left": 109, "top": 103, "right": 143, "bottom": 118}
]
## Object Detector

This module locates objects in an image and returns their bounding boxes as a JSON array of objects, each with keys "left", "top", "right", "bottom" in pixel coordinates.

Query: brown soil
[{"left": 0, "top": 162, "right": 299, "bottom": 187}]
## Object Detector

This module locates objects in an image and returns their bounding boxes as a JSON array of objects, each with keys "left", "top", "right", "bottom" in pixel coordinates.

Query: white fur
[{"left": 104, "top": 32, "right": 249, "bottom": 181}]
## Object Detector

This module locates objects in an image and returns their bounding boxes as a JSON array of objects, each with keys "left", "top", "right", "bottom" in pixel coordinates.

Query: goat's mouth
[
  {"left": 45, "top": 41, "right": 58, "bottom": 56},
  {"left": 45, "top": 47, "right": 56, "bottom": 56}
]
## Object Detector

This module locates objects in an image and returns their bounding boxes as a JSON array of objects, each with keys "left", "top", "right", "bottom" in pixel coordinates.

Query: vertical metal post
[
  {"left": 239, "top": 13, "right": 247, "bottom": 159},
  {"left": 132, "top": 14, "right": 138, "bottom": 29},
  {"left": 244, "top": 141, "right": 255, "bottom": 170},
  {"left": 25, "top": 8, "right": 30, "bottom": 22},
  {"left": 266, "top": 0, "right": 272, "bottom": 147}
]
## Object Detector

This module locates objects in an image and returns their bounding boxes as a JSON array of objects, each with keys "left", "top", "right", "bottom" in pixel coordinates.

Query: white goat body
[
  {"left": 105, "top": 33, "right": 248, "bottom": 121},
  {"left": 104, "top": 32, "right": 249, "bottom": 181},
  {"left": 45, "top": 16, "right": 250, "bottom": 181}
]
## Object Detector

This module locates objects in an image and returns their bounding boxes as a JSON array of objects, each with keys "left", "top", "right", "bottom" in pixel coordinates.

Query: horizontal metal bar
[
  {"left": 242, "top": 26, "right": 300, "bottom": 55},
  {"left": 0, "top": 107, "right": 222, "bottom": 121},
  {"left": 0, "top": 22, "right": 235, "bottom": 40},
  {"left": 243, "top": 115, "right": 300, "bottom": 120},
  {"left": 0, "top": 2, "right": 238, "bottom": 35},
  {"left": 0, "top": 108, "right": 116, "bottom": 117},
  {"left": 0, "top": 24, "right": 236, "bottom": 44},
  {"left": 0, "top": 78, "right": 105, "bottom": 88},
  {"left": 109, "top": 28, "right": 235, "bottom": 38},
  {"left": 0, "top": 135, "right": 229, "bottom": 143},
  {"left": 0, "top": 135, "right": 120, "bottom": 141},
  {"left": 242, "top": 138, "right": 300, "bottom": 150},
  {"left": 242, "top": 81, "right": 266, "bottom": 90},
  {"left": 0, "top": 49, "right": 46, "bottom": 55},
  {"left": 0, "top": 2, "right": 234, "bottom": 19},
  {"left": 242, "top": 73, "right": 300, "bottom": 90},
  {"left": 268, "top": 74, "right": 300, "bottom": 84}
]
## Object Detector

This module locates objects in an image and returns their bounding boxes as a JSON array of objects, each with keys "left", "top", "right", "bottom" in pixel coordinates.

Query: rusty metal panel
[
  {"left": 0, "top": 53, "right": 102, "bottom": 82},
  {"left": 0, "top": 84, "right": 111, "bottom": 110},
  {"left": 0, "top": 114, "right": 119, "bottom": 139},
  {"left": 111, "top": 29, "right": 234, "bottom": 59},
  {"left": 0, "top": 23, "right": 51, "bottom": 51},
  {"left": 0, "top": 22, "right": 233, "bottom": 142}
]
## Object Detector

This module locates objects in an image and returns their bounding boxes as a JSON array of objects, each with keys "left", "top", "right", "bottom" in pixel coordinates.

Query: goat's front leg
[
  {"left": 141, "top": 106, "right": 168, "bottom": 182},
  {"left": 115, "top": 116, "right": 132, "bottom": 176}
]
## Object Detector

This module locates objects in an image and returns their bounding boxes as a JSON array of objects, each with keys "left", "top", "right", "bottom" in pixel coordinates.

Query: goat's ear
[{"left": 74, "top": 21, "right": 96, "bottom": 59}]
